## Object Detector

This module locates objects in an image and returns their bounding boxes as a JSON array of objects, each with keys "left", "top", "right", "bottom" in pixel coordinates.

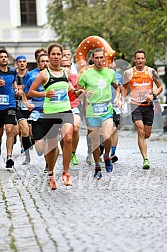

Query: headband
[{"left": 16, "top": 55, "right": 26, "bottom": 62}]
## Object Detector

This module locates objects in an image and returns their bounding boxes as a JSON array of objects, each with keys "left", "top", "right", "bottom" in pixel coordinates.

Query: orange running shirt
[{"left": 124, "top": 66, "right": 154, "bottom": 106}]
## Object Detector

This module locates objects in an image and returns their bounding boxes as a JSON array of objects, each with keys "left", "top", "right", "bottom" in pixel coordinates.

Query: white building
[{"left": 0, "top": 0, "right": 56, "bottom": 67}]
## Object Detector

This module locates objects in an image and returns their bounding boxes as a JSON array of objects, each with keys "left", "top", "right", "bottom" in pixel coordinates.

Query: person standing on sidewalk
[
  {"left": 122, "top": 49, "right": 163, "bottom": 169},
  {"left": 78, "top": 48, "right": 119, "bottom": 179},
  {"left": 0, "top": 49, "right": 18, "bottom": 168},
  {"left": 28, "top": 43, "right": 83, "bottom": 190}
]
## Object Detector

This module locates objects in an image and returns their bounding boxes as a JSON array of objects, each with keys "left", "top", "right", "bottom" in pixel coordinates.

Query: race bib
[
  {"left": 131, "top": 87, "right": 150, "bottom": 103},
  {"left": 28, "top": 110, "right": 40, "bottom": 121},
  {"left": 0, "top": 95, "right": 9, "bottom": 105},
  {"left": 93, "top": 103, "right": 108, "bottom": 115},
  {"left": 72, "top": 107, "right": 80, "bottom": 114},
  {"left": 20, "top": 101, "right": 28, "bottom": 110},
  {"left": 20, "top": 99, "right": 32, "bottom": 110},
  {"left": 113, "top": 106, "right": 121, "bottom": 114},
  {"left": 50, "top": 90, "right": 68, "bottom": 102}
]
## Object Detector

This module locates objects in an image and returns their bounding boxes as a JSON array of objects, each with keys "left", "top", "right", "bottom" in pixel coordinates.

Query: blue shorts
[{"left": 86, "top": 113, "right": 112, "bottom": 127}]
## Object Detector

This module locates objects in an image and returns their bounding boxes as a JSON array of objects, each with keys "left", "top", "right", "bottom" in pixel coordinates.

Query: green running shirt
[
  {"left": 43, "top": 68, "right": 71, "bottom": 114},
  {"left": 79, "top": 68, "right": 117, "bottom": 117}
]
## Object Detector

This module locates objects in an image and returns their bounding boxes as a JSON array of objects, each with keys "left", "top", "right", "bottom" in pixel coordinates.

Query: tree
[{"left": 47, "top": 0, "right": 167, "bottom": 66}]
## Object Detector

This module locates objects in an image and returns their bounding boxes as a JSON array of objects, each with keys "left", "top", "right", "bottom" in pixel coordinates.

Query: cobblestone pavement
[{"left": 0, "top": 129, "right": 167, "bottom": 252}]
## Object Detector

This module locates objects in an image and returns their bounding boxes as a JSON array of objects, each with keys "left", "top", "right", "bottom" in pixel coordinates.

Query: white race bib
[
  {"left": 0, "top": 95, "right": 9, "bottom": 105},
  {"left": 93, "top": 103, "right": 108, "bottom": 115},
  {"left": 50, "top": 90, "right": 68, "bottom": 102}
]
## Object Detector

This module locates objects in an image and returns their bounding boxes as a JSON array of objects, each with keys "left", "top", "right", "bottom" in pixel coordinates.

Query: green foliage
[{"left": 47, "top": 0, "right": 167, "bottom": 66}]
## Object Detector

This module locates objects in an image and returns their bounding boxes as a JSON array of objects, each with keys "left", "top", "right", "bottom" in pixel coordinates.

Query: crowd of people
[{"left": 0, "top": 45, "right": 163, "bottom": 189}]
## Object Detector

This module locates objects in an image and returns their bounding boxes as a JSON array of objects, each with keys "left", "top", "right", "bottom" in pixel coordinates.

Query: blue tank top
[
  {"left": 24, "top": 75, "right": 44, "bottom": 111},
  {"left": 0, "top": 67, "right": 17, "bottom": 110}
]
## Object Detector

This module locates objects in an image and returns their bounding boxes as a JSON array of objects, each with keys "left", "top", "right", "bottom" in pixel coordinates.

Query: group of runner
[{"left": 0, "top": 44, "right": 163, "bottom": 190}]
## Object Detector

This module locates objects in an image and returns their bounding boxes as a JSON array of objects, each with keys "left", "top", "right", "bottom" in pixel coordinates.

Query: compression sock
[
  {"left": 111, "top": 146, "right": 116, "bottom": 156},
  {"left": 22, "top": 136, "right": 31, "bottom": 151},
  {"left": 99, "top": 144, "right": 104, "bottom": 157}
]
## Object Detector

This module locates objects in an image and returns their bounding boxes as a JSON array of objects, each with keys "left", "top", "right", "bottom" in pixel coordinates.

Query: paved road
[{"left": 0, "top": 129, "right": 167, "bottom": 252}]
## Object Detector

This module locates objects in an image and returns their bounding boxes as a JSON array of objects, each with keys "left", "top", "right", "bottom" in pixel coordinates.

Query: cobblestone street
[{"left": 0, "top": 129, "right": 167, "bottom": 252}]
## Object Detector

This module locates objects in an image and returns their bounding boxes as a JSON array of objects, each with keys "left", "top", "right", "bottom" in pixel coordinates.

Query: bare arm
[
  {"left": 112, "top": 83, "right": 120, "bottom": 99},
  {"left": 121, "top": 83, "right": 128, "bottom": 105},
  {"left": 13, "top": 80, "right": 21, "bottom": 96},
  {"left": 13, "top": 80, "right": 18, "bottom": 90},
  {"left": 145, "top": 69, "right": 163, "bottom": 103},
  {"left": 69, "top": 82, "right": 85, "bottom": 97},
  {"left": 22, "top": 91, "right": 34, "bottom": 111},
  {"left": 111, "top": 82, "right": 120, "bottom": 107},
  {"left": 152, "top": 69, "right": 163, "bottom": 96},
  {"left": 121, "top": 70, "right": 130, "bottom": 104},
  {"left": 77, "top": 84, "right": 84, "bottom": 90}
]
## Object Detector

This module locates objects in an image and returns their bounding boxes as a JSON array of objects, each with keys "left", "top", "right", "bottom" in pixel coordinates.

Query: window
[{"left": 20, "top": 0, "right": 37, "bottom": 26}]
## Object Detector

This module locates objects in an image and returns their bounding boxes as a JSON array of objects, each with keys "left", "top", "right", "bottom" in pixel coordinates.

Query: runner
[
  {"left": 61, "top": 57, "right": 81, "bottom": 165},
  {"left": 122, "top": 50, "right": 163, "bottom": 169},
  {"left": 63, "top": 49, "right": 78, "bottom": 74},
  {"left": 15, "top": 55, "right": 32, "bottom": 165},
  {"left": 0, "top": 49, "right": 18, "bottom": 168},
  {"left": 24, "top": 53, "right": 49, "bottom": 172},
  {"left": 78, "top": 48, "right": 119, "bottom": 179},
  {"left": 28, "top": 43, "right": 83, "bottom": 189},
  {"left": 99, "top": 59, "right": 123, "bottom": 163}
]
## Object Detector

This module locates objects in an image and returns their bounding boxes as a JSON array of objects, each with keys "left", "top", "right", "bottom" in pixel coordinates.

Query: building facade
[{"left": 0, "top": 0, "right": 55, "bottom": 67}]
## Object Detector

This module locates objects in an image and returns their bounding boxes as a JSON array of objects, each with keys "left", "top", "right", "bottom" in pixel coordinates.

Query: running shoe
[
  {"left": 100, "top": 156, "right": 105, "bottom": 163},
  {"left": 6, "top": 157, "right": 14, "bottom": 169},
  {"left": 86, "top": 154, "right": 93, "bottom": 165},
  {"left": 62, "top": 172, "right": 72, "bottom": 186},
  {"left": 110, "top": 155, "right": 118, "bottom": 163},
  {"left": 143, "top": 159, "right": 150, "bottom": 169},
  {"left": 21, "top": 148, "right": 25, "bottom": 154},
  {"left": 71, "top": 153, "right": 79, "bottom": 165},
  {"left": 22, "top": 153, "right": 30, "bottom": 165},
  {"left": 44, "top": 164, "right": 48, "bottom": 173},
  {"left": 94, "top": 164, "right": 102, "bottom": 179},
  {"left": 22, "top": 157, "right": 30, "bottom": 165},
  {"left": 48, "top": 175, "right": 57, "bottom": 190},
  {"left": 103, "top": 154, "right": 113, "bottom": 172}
]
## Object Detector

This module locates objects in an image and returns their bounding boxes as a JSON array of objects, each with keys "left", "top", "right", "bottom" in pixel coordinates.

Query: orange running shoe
[
  {"left": 48, "top": 176, "right": 57, "bottom": 190},
  {"left": 62, "top": 172, "right": 72, "bottom": 186}
]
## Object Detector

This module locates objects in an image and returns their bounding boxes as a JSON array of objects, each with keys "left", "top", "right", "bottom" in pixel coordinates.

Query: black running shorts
[{"left": 131, "top": 104, "right": 154, "bottom": 126}]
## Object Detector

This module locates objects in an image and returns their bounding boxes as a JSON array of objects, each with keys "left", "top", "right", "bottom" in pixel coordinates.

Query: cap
[{"left": 16, "top": 55, "right": 26, "bottom": 62}]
